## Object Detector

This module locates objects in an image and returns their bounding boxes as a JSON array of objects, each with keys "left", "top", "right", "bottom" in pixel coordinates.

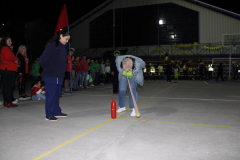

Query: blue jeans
[
  {"left": 159, "top": 72, "right": 164, "bottom": 80},
  {"left": 81, "top": 72, "right": 88, "bottom": 88},
  {"left": 32, "top": 94, "right": 46, "bottom": 100},
  {"left": 73, "top": 71, "right": 81, "bottom": 89},
  {"left": 149, "top": 73, "right": 154, "bottom": 80},
  {"left": 119, "top": 76, "right": 138, "bottom": 109}
]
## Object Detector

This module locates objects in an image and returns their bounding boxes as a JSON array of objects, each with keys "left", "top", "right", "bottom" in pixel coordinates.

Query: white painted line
[{"left": 138, "top": 96, "right": 240, "bottom": 102}]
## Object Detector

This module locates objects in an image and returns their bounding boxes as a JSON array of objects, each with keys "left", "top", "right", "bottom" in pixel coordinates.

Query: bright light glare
[{"left": 159, "top": 20, "right": 163, "bottom": 25}]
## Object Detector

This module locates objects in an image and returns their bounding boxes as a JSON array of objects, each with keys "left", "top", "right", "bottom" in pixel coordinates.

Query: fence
[{"left": 75, "top": 43, "right": 240, "bottom": 58}]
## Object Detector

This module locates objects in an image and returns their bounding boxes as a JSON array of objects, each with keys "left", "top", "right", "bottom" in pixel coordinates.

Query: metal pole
[
  {"left": 113, "top": 0, "right": 116, "bottom": 51},
  {"left": 68, "top": 26, "right": 72, "bottom": 93},
  {"left": 229, "top": 47, "right": 233, "bottom": 79}
]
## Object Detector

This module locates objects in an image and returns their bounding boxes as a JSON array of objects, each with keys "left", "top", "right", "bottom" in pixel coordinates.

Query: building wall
[{"left": 70, "top": 0, "right": 240, "bottom": 49}]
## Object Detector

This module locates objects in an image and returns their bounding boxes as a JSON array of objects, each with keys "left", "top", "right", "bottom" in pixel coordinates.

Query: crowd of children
[
  {"left": 28, "top": 55, "right": 113, "bottom": 100},
  {"left": 145, "top": 58, "right": 216, "bottom": 81}
]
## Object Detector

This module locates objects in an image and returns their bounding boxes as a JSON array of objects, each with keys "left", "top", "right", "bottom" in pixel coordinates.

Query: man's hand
[{"left": 111, "top": 71, "right": 114, "bottom": 75}]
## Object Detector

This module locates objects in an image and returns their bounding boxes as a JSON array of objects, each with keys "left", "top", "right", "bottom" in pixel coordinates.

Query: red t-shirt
[
  {"left": 66, "top": 55, "right": 72, "bottom": 72},
  {"left": 79, "top": 60, "right": 89, "bottom": 72}
]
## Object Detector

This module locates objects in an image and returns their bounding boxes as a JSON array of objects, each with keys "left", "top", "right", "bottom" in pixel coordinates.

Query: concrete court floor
[{"left": 0, "top": 80, "right": 240, "bottom": 160}]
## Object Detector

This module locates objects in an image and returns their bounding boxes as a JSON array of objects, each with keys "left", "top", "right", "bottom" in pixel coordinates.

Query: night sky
[
  {"left": 0, "top": 0, "right": 106, "bottom": 29},
  {"left": 0, "top": 0, "right": 239, "bottom": 60},
  {"left": 1, "top": 0, "right": 239, "bottom": 29}
]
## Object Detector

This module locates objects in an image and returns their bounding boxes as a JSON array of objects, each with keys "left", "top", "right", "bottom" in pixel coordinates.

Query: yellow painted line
[
  {"left": 116, "top": 118, "right": 240, "bottom": 129},
  {"left": 32, "top": 118, "right": 113, "bottom": 160},
  {"left": 32, "top": 83, "right": 176, "bottom": 160}
]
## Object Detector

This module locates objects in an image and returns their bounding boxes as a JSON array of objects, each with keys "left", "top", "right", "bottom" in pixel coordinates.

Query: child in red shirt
[{"left": 31, "top": 80, "right": 46, "bottom": 100}]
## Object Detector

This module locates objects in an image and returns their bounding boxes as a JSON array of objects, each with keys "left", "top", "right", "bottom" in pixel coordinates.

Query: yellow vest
[
  {"left": 143, "top": 67, "right": 146, "bottom": 73},
  {"left": 150, "top": 66, "right": 155, "bottom": 73},
  {"left": 183, "top": 65, "right": 187, "bottom": 70}
]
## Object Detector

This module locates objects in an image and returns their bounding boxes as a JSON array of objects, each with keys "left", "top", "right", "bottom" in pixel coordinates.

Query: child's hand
[{"left": 42, "top": 86, "right": 45, "bottom": 89}]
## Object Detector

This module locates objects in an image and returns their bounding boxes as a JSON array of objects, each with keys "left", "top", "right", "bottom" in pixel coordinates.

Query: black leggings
[
  {"left": 1, "top": 69, "right": 16, "bottom": 103},
  {"left": 18, "top": 73, "right": 26, "bottom": 96},
  {"left": 112, "top": 74, "right": 119, "bottom": 93}
]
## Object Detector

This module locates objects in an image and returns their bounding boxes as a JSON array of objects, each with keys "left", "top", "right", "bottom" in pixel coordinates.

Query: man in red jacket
[{"left": 79, "top": 55, "right": 89, "bottom": 89}]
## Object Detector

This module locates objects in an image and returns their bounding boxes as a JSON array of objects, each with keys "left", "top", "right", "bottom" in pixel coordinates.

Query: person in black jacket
[
  {"left": 110, "top": 50, "right": 120, "bottom": 94},
  {"left": 166, "top": 62, "right": 172, "bottom": 82},
  {"left": 16, "top": 45, "right": 30, "bottom": 100},
  {"left": 216, "top": 62, "right": 224, "bottom": 81}
]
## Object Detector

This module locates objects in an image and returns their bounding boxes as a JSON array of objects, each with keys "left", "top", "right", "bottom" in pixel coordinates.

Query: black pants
[
  {"left": 105, "top": 73, "right": 110, "bottom": 84},
  {"left": 18, "top": 73, "right": 26, "bottom": 96},
  {"left": 216, "top": 73, "right": 224, "bottom": 81},
  {"left": 167, "top": 73, "right": 172, "bottom": 82},
  {"left": 112, "top": 73, "right": 119, "bottom": 93},
  {"left": 1, "top": 69, "right": 16, "bottom": 103},
  {"left": 183, "top": 70, "right": 188, "bottom": 79}
]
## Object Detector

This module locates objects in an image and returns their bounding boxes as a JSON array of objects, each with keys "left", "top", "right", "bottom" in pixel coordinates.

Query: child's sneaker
[
  {"left": 45, "top": 116, "right": 58, "bottom": 121},
  {"left": 19, "top": 96, "right": 27, "bottom": 100},
  {"left": 25, "top": 95, "right": 31, "bottom": 99},
  {"left": 130, "top": 108, "right": 136, "bottom": 116},
  {"left": 117, "top": 107, "right": 126, "bottom": 113},
  {"left": 12, "top": 99, "right": 18, "bottom": 104},
  {"left": 55, "top": 113, "right": 68, "bottom": 117}
]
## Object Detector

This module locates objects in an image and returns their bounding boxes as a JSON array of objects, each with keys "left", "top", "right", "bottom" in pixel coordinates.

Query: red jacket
[
  {"left": 76, "top": 60, "right": 81, "bottom": 72},
  {"left": 66, "top": 55, "right": 72, "bottom": 72},
  {"left": 79, "top": 60, "right": 89, "bottom": 72},
  {"left": 0, "top": 46, "right": 18, "bottom": 72}
]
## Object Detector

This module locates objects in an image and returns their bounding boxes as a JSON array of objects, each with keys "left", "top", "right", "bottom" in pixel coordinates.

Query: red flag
[{"left": 54, "top": 3, "right": 69, "bottom": 35}]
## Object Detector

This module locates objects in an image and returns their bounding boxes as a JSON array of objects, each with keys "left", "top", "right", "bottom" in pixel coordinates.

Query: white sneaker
[
  {"left": 90, "top": 84, "right": 95, "bottom": 86},
  {"left": 117, "top": 107, "right": 126, "bottom": 113},
  {"left": 12, "top": 99, "right": 18, "bottom": 104},
  {"left": 130, "top": 108, "right": 136, "bottom": 116},
  {"left": 19, "top": 96, "right": 27, "bottom": 100}
]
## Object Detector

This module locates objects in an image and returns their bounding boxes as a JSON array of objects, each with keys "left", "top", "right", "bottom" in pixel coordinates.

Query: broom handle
[{"left": 126, "top": 74, "right": 139, "bottom": 114}]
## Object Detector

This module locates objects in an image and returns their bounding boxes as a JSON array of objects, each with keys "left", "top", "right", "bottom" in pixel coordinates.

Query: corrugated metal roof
[{"left": 183, "top": 0, "right": 240, "bottom": 20}]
